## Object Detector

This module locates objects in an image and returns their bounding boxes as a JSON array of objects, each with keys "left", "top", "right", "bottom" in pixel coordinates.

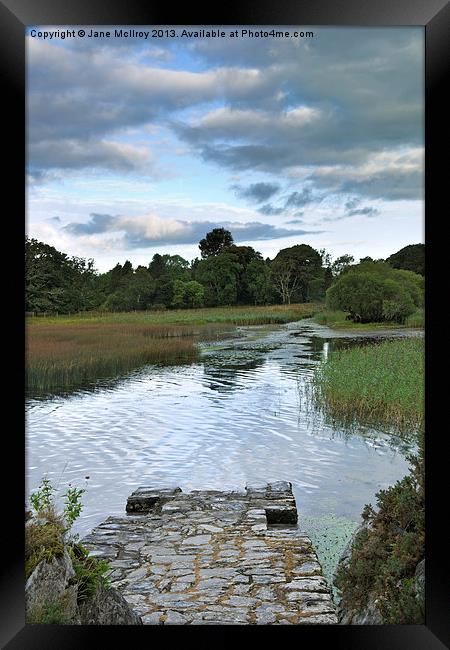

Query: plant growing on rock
[
  {"left": 30, "top": 475, "right": 85, "bottom": 533},
  {"left": 334, "top": 434, "right": 425, "bottom": 624},
  {"left": 26, "top": 475, "right": 112, "bottom": 624}
]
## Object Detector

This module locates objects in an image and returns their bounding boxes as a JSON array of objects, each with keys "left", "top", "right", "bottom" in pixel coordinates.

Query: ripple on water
[{"left": 26, "top": 321, "right": 415, "bottom": 540}]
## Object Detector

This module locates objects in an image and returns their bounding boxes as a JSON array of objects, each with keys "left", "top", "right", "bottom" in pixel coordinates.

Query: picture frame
[{"left": 2, "top": 0, "right": 447, "bottom": 646}]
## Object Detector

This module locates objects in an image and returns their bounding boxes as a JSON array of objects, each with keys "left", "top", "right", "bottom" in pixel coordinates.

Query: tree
[
  {"left": 326, "top": 261, "right": 423, "bottom": 323},
  {"left": 148, "top": 253, "right": 190, "bottom": 307},
  {"left": 26, "top": 238, "right": 97, "bottom": 313},
  {"left": 199, "top": 228, "right": 234, "bottom": 259},
  {"left": 194, "top": 252, "right": 241, "bottom": 306},
  {"left": 245, "top": 259, "right": 274, "bottom": 305},
  {"left": 271, "top": 258, "right": 301, "bottom": 305},
  {"left": 271, "top": 244, "right": 323, "bottom": 303},
  {"left": 331, "top": 254, "right": 355, "bottom": 277},
  {"left": 226, "top": 245, "right": 262, "bottom": 303},
  {"left": 171, "top": 280, "right": 205, "bottom": 308},
  {"left": 386, "top": 244, "right": 424, "bottom": 276}
]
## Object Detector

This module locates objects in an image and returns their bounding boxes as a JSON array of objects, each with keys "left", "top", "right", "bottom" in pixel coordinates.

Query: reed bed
[
  {"left": 27, "top": 303, "right": 318, "bottom": 327},
  {"left": 26, "top": 323, "right": 199, "bottom": 392},
  {"left": 311, "top": 337, "right": 424, "bottom": 434},
  {"left": 27, "top": 304, "right": 318, "bottom": 393}
]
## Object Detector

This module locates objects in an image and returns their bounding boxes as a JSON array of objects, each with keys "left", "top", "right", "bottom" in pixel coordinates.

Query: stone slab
[{"left": 83, "top": 483, "right": 337, "bottom": 625}]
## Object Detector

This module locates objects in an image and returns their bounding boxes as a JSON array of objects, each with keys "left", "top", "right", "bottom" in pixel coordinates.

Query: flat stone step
[{"left": 82, "top": 482, "right": 337, "bottom": 625}]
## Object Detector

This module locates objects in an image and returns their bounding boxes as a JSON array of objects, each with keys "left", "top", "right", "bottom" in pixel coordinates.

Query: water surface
[{"left": 26, "top": 319, "right": 419, "bottom": 585}]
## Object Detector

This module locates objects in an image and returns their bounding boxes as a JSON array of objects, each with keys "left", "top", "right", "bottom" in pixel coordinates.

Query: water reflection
[{"left": 26, "top": 320, "right": 417, "bottom": 542}]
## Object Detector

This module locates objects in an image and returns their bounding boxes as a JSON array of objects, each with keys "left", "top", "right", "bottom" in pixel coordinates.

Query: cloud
[
  {"left": 63, "top": 212, "right": 323, "bottom": 248},
  {"left": 258, "top": 204, "right": 285, "bottom": 216},
  {"left": 347, "top": 206, "right": 379, "bottom": 217},
  {"left": 29, "top": 138, "right": 156, "bottom": 174},
  {"left": 232, "top": 182, "right": 281, "bottom": 203},
  {"left": 284, "top": 188, "right": 319, "bottom": 208},
  {"left": 27, "top": 27, "right": 424, "bottom": 205},
  {"left": 27, "top": 38, "right": 278, "bottom": 175},
  {"left": 65, "top": 213, "right": 115, "bottom": 234},
  {"left": 310, "top": 148, "right": 424, "bottom": 201}
]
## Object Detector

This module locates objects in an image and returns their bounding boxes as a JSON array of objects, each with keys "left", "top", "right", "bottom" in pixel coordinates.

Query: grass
[
  {"left": 27, "top": 303, "right": 319, "bottom": 327},
  {"left": 25, "top": 508, "right": 66, "bottom": 580},
  {"left": 27, "top": 303, "right": 318, "bottom": 392},
  {"left": 313, "top": 309, "right": 424, "bottom": 330},
  {"left": 404, "top": 309, "right": 425, "bottom": 328},
  {"left": 312, "top": 337, "right": 424, "bottom": 434},
  {"left": 27, "top": 323, "right": 199, "bottom": 392},
  {"left": 25, "top": 505, "right": 111, "bottom": 624}
]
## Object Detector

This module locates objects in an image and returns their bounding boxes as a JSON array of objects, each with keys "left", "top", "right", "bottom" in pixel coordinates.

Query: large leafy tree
[
  {"left": 194, "top": 252, "right": 242, "bottom": 306},
  {"left": 171, "top": 280, "right": 205, "bottom": 309},
  {"left": 245, "top": 259, "right": 274, "bottom": 305},
  {"left": 386, "top": 244, "right": 424, "bottom": 276},
  {"left": 147, "top": 253, "right": 190, "bottom": 307},
  {"left": 271, "top": 244, "right": 323, "bottom": 303},
  {"left": 226, "top": 245, "right": 262, "bottom": 303},
  {"left": 26, "top": 238, "right": 96, "bottom": 313},
  {"left": 198, "top": 228, "right": 234, "bottom": 258}
]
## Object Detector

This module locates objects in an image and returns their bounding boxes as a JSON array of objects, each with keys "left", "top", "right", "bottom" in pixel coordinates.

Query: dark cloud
[
  {"left": 63, "top": 212, "right": 323, "bottom": 248},
  {"left": 285, "top": 219, "right": 304, "bottom": 225},
  {"left": 347, "top": 206, "right": 379, "bottom": 217},
  {"left": 232, "top": 182, "right": 280, "bottom": 203},
  {"left": 344, "top": 197, "right": 361, "bottom": 211},
  {"left": 65, "top": 213, "right": 115, "bottom": 234},
  {"left": 284, "top": 188, "right": 318, "bottom": 208},
  {"left": 258, "top": 204, "right": 285, "bottom": 216}
]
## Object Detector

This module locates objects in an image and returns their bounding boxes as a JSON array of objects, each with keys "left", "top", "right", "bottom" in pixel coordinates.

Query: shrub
[
  {"left": 335, "top": 435, "right": 424, "bottom": 624},
  {"left": 326, "top": 261, "right": 423, "bottom": 323},
  {"left": 326, "top": 272, "right": 386, "bottom": 322}
]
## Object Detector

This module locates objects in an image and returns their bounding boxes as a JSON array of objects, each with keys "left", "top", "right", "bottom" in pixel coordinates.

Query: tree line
[{"left": 25, "top": 228, "right": 424, "bottom": 322}]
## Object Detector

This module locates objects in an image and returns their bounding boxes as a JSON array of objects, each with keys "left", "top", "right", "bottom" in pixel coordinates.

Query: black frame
[{"left": 2, "top": 0, "right": 448, "bottom": 647}]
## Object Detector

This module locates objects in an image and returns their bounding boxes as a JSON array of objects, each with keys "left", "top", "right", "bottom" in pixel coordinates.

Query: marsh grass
[
  {"left": 27, "top": 323, "right": 198, "bottom": 392},
  {"left": 313, "top": 309, "right": 423, "bottom": 330},
  {"left": 404, "top": 309, "right": 425, "bottom": 328},
  {"left": 312, "top": 337, "right": 424, "bottom": 434},
  {"left": 27, "top": 303, "right": 318, "bottom": 327},
  {"left": 27, "top": 304, "right": 318, "bottom": 392}
]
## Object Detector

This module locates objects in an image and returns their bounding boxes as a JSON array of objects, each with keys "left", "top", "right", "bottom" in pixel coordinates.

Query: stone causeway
[{"left": 82, "top": 481, "right": 337, "bottom": 625}]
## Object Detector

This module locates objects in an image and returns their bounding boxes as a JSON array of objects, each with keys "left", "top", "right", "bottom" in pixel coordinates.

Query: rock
[
  {"left": 337, "top": 596, "right": 383, "bottom": 625},
  {"left": 78, "top": 584, "right": 142, "bottom": 625},
  {"left": 26, "top": 536, "right": 142, "bottom": 625},
  {"left": 265, "top": 505, "right": 298, "bottom": 525},
  {"left": 126, "top": 487, "right": 182, "bottom": 513},
  {"left": 25, "top": 548, "right": 77, "bottom": 621}
]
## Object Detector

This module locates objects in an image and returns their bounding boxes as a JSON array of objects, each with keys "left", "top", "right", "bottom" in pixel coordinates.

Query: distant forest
[{"left": 25, "top": 228, "right": 424, "bottom": 317}]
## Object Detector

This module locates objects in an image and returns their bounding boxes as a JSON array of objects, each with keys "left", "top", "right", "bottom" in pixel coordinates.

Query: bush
[
  {"left": 335, "top": 435, "right": 424, "bottom": 624},
  {"left": 326, "top": 272, "right": 386, "bottom": 322},
  {"left": 326, "top": 261, "right": 423, "bottom": 323}
]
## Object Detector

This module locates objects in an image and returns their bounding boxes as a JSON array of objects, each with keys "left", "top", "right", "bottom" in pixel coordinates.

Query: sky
[{"left": 26, "top": 26, "right": 424, "bottom": 273}]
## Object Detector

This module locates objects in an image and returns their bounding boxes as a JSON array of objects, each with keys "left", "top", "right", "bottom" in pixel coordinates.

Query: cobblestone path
[{"left": 82, "top": 482, "right": 337, "bottom": 625}]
